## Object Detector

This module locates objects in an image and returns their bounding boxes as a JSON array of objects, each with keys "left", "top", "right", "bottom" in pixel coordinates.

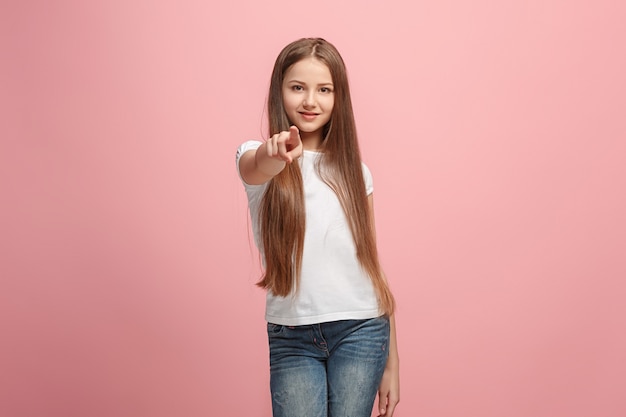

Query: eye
[
  {"left": 292, "top": 85, "right": 304, "bottom": 91},
  {"left": 320, "top": 87, "right": 333, "bottom": 93}
]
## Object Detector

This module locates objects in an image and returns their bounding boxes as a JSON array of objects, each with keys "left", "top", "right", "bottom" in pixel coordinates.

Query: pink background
[{"left": 1, "top": 0, "right": 625, "bottom": 416}]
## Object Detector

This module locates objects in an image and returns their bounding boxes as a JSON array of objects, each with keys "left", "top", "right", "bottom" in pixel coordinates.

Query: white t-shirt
[{"left": 236, "top": 140, "right": 380, "bottom": 326}]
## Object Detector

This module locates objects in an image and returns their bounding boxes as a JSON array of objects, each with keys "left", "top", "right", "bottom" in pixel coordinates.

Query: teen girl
[{"left": 236, "top": 38, "right": 400, "bottom": 417}]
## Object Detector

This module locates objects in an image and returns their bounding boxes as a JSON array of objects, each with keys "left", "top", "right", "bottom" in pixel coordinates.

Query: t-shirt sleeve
[
  {"left": 235, "top": 140, "right": 263, "bottom": 186},
  {"left": 361, "top": 162, "right": 374, "bottom": 195}
]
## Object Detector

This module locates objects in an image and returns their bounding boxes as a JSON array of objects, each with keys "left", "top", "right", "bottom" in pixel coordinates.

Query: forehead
[{"left": 284, "top": 57, "right": 333, "bottom": 83}]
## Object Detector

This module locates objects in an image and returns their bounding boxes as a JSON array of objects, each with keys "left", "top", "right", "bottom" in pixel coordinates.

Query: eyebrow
[{"left": 287, "top": 79, "right": 334, "bottom": 87}]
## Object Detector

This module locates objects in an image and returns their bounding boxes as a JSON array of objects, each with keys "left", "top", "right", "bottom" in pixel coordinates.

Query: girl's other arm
[
  {"left": 378, "top": 313, "right": 400, "bottom": 416},
  {"left": 368, "top": 194, "right": 400, "bottom": 416},
  {"left": 239, "top": 126, "right": 302, "bottom": 185}
]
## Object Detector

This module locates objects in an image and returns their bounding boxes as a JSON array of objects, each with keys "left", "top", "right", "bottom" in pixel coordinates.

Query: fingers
[
  {"left": 286, "top": 126, "right": 303, "bottom": 162},
  {"left": 377, "top": 389, "right": 399, "bottom": 416},
  {"left": 378, "top": 390, "right": 388, "bottom": 416},
  {"left": 277, "top": 138, "right": 289, "bottom": 162},
  {"left": 383, "top": 395, "right": 399, "bottom": 417},
  {"left": 265, "top": 130, "right": 291, "bottom": 163},
  {"left": 266, "top": 126, "right": 302, "bottom": 164},
  {"left": 288, "top": 125, "right": 300, "bottom": 144}
]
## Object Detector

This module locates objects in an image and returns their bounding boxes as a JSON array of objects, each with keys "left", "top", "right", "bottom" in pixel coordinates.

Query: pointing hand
[{"left": 265, "top": 126, "right": 303, "bottom": 164}]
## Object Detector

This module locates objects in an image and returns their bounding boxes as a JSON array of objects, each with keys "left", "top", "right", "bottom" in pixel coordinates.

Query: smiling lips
[{"left": 299, "top": 111, "right": 319, "bottom": 121}]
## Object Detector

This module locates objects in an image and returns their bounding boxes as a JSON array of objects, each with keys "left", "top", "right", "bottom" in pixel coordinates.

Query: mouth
[{"left": 299, "top": 112, "right": 319, "bottom": 121}]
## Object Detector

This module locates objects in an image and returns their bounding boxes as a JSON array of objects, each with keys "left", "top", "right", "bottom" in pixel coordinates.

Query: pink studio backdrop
[{"left": 1, "top": 1, "right": 625, "bottom": 416}]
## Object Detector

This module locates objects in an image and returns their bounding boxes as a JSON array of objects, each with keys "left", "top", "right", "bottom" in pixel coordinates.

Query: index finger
[{"left": 288, "top": 125, "right": 300, "bottom": 142}]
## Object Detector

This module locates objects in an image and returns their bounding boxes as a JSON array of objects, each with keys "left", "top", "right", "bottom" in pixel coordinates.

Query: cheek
[
  {"left": 324, "top": 96, "right": 335, "bottom": 111},
  {"left": 282, "top": 94, "right": 299, "bottom": 111}
]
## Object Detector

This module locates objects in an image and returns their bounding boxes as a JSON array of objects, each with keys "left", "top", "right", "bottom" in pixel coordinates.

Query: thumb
[{"left": 378, "top": 391, "right": 388, "bottom": 416}]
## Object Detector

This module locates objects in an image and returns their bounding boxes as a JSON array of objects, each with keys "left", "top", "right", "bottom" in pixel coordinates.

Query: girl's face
[{"left": 282, "top": 57, "right": 334, "bottom": 143}]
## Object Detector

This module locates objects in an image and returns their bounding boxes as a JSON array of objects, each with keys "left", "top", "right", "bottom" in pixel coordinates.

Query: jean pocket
[{"left": 267, "top": 323, "right": 285, "bottom": 335}]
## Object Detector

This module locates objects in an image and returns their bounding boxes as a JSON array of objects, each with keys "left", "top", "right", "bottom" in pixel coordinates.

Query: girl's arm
[
  {"left": 368, "top": 193, "right": 400, "bottom": 416},
  {"left": 239, "top": 126, "right": 302, "bottom": 185},
  {"left": 378, "top": 313, "right": 400, "bottom": 416}
]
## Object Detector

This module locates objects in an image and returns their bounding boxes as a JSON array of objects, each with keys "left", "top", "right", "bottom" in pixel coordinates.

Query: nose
[{"left": 303, "top": 92, "right": 315, "bottom": 108}]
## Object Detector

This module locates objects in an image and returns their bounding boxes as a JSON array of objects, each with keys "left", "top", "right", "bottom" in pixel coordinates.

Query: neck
[{"left": 300, "top": 131, "right": 324, "bottom": 151}]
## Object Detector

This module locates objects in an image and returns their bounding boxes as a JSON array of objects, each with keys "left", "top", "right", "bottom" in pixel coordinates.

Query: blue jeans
[{"left": 267, "top": 316, "right": 390, "bottom": 417}]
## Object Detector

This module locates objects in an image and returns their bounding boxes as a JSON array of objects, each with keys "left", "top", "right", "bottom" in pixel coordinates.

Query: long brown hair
[{"left": 257, "top": 38, "right": 395, "bottom": 315}]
